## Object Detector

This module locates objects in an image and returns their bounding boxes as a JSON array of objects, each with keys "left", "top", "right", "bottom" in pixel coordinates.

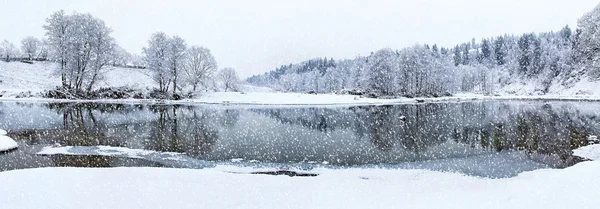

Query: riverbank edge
[{"left": 2, "top": 93, "right": 600, "bottom": 106}]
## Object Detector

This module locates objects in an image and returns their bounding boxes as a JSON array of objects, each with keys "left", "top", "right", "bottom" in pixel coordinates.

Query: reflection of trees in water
[
  {"left": 251, "top": 108, "right": 346, "bottom": 133},
  {"left": 7, "top": 101, "right": 599, "bottom": 166},
  {"left": 395, "top": 104, "right": 453, "bottom": 152},
  {"left": 220, "top": 109, "right": 240, "bottom": 128},
  {"left": 450, "top": 102, "right": 597, "bottom": 164},
  {"left": 12, "top": 103, "right": 132, "bottom": 147},
  {"left": 186, "top": 111, "right": 220, "bottom": 156},
  {"left": 144, "top": 105, "right": 221, "bottom": 155},
  {"left": 367, "top": 106, "right": 395, "bottom": 151},
  {"left": 10, "top": 103, "right": 225, "bottom": 157},
  {"left": 251, "top": 104, "right": 452, "bottom": 152},
  {"left": 365, "top": 105, "right": 446, "bottom": 152},
  {"left": 251, "top": 102, "right": 600, "bottom": 161}
]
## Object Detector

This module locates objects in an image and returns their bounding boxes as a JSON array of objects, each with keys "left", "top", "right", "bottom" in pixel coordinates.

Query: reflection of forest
[
  {"left": 5, "top": 101, "right": 599, "bottom": 167},
  {"left": 145, "top": 105, "right": 223, "bottom": 156},
  {"left": 9, "top": 103, "right": 227, "bottom": 156},
  {"left": 252, "top": 102, "right": 600, "bottom": 162}
]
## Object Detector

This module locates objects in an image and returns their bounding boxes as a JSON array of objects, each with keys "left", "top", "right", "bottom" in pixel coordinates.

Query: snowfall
[
  {"left": 4, "top": 62, "right": 600, "bottom": 208},
  {"left": 3, "top": 61, "right": 600, "bottom": 105}
]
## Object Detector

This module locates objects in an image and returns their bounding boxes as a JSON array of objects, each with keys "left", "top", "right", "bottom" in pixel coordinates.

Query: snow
[
  {"left": 0, "top": 129, "right": 17, "bottom": 152},
  {"left": 0, "top": 61, "right": 155, "bottom": 97},
  {"left": 574, "top": 144, "right": 600, "bottom": 161},
  {"left": 548, "top": 75, "right": 600, "bottom": 96},
  {"left": 99, "top": 67, "right": 155, "bottom": 90},
  {"left": 1, "top": 160, "right": 600, "bottom": 209},
  {"left": 190, "top": 92, "right": 407, "bottom": 105},
  {"left": 4, "top": 61, "right": 600, "bottom": 105},
  {"left": 0, "top": 61, "right": 58, "bottom": 96}
]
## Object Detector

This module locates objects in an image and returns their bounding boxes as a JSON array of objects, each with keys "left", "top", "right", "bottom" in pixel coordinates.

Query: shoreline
[{"left": 1, "top": 92, "right": 600, "bottom": 106}]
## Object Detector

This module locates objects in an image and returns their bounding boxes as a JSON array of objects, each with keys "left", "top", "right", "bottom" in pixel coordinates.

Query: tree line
[
  {"left": 0, "top": 10, "right": 241, "bottom": 98},
  {"left": 248, "top": 3, "right": 600, "bottom": 97}
]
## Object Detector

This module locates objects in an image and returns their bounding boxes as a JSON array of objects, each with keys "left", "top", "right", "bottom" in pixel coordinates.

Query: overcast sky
[{"left": 1, "top": 0, "right": 598, "bottom": 78}]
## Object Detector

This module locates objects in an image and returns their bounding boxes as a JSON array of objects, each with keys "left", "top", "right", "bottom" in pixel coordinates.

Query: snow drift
[{"left": 0, "top": 129, "right": 17, "bottom": 152}]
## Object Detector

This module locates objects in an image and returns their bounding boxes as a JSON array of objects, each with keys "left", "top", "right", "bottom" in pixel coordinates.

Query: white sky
[{"left": 1, "top": 0, "right": 598, "bottom": 78}]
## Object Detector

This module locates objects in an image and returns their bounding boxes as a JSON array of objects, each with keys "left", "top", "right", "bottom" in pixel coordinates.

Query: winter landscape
[{"left": 3, "top": 0, "right": 600, "bottom": 208}]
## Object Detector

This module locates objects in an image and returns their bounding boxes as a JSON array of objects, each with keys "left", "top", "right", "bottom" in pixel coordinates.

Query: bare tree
[
  {"left": 21, "top": 36, "right": 41, "bottom": 60},
  {"left": 1, "top": 40, "right": 17, "bottom": 62},
  {"left": 112, "top": 46, "right": 131, "bottom": 66},
  {"left": 218, "top": 68, "right": 240, "bottom": 92},
  {"left": 183, "top": 46, "right": 218, "bottom": 91},
  {"left": 38, "top": 38, "right": 50, "bottom": 60}
]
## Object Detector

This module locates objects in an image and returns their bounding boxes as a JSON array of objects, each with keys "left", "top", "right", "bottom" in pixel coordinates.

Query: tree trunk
[
  {"left": 61, "top": 61, "right": 67, "bottom": 88},
  {"left": 172, "top": 68, "right": 177, "bottom": 97},
  {"left": 87, "top": 73, "right": 98, "bottom": 93}
]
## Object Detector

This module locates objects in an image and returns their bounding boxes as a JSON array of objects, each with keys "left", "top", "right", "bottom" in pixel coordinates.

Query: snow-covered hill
[{"left": 0, "top": 61, "right": 155, "bottom": 97}]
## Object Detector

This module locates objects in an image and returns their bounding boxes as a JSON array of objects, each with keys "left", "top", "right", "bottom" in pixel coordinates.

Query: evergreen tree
[
  {"left": 462, "top": 44, "right": 470, "bottom": 65},
  {"left": 481, "top": 39, "right": 492, "bottom": 60},
  {"left": 453, "top": 46, "right": 461, "bottom": 66},
  {"left": 518, "top": 34, "right": 532, "bottom": 74},
  {"left": 494, "top": 36, "right": 506, "bottom": 65}
]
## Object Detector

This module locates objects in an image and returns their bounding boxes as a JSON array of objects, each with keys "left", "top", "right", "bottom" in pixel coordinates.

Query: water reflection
[{"left": 0, "top": 101, "right": 599, "bottom": 177}]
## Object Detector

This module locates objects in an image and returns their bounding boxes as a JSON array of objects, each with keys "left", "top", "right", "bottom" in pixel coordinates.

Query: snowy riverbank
[
  {"left": 574, "top": 144, "right": 600, "bottom": 161},
  {"left": 1, "top": 158, "right": 600, "bottom": 209},
  {"left": 0, "top": 129, "right": 17, "bottom": 152},
  {"left": 0, "top": 142, "right": 599, "bottom": 209},
  {"left": 5, "top": 91, "right": 600, "bottom": 106}
]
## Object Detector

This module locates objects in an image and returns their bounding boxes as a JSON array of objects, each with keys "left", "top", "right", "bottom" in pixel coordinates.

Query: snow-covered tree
[
  {"left": 38, "top": 38, "right": 50, "bottom": 60},
  {"left": 21, "top": 36, "right": 41, "bottom": 60},
  {"left": 44, "top": 10, "right": 71, "bottom": 86},
  {"left": 167, "top": 36, "right": 187, "bottom": 95},
  {"left": 366, "top": 48, "right": 397, "bottom": 95},
  {"left": 576, "top": 3, "right": 600, "bottom": 78},
  {"left": 143, "top": 32, "right": 171, "bottom": 93},
  {"left": 218, "top": 68, "right": 240, "bottom": 92},
  {"left": 1, "top": 40, "right": 17, "bottom": 62},
  {"left": 85, "top": 16, "right": 117, "bottom": 92},
  {"left": 42, "top": 11, "right": 117, "bottom": 92},
  {"left": 112, "top": 46, "right": 132, "bottom": 66},
  {"left": 183, "top": 46, "right": 218, "bottom": 91}
]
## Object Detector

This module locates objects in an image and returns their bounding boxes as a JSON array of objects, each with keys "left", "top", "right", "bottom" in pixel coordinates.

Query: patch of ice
[{"left": 36, "top": 145, "right": 210, "bottom": 168}]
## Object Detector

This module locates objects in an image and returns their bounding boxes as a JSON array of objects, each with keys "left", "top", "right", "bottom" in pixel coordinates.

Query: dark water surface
[{"left": 0, "top": 101, "right": 598, "bottom": 178}]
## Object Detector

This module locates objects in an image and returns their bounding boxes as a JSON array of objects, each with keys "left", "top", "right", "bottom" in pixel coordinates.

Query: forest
[{"left": 247, "top": 4, "right": 600, "bottom": 98}]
